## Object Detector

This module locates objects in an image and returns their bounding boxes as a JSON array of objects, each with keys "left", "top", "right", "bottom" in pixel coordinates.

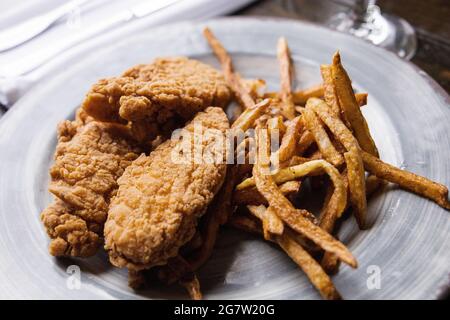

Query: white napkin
[{"left": 0, "top": 0, "right": 255, "bottom": 108}]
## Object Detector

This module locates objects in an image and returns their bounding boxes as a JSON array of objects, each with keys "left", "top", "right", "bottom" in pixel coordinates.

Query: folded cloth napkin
[{"left": 0, "top": 0, "right": 255, "bottom": 108}]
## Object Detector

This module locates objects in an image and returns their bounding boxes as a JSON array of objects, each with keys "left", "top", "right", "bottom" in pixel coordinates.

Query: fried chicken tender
[
  {"left": 40, "top": 110, "right": 144, "bottom": 257},
  {"left": 104, "top": 107, "right": 229, "bottom": 270},
  {"left": 82, "top": 57, "right": 231, "bottom": 141}
]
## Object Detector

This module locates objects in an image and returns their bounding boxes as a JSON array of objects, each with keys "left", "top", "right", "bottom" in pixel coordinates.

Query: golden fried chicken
[
  {"left": 104, "top": 107, "right": 229, "bottom": 271},
  {"left": 41, "top": 110, "right": 145, "bottom": 257},
  {"left": 81, "top": 57, "right": 231, "bottom": 141}
]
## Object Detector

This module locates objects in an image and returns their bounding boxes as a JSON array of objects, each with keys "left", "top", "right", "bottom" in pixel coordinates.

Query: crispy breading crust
[
  {"left": 41, "top": 112, "right": 144, "bottom": 257},
  {"left": 82, "top": 57, "right": 231, "bottom": 141},
  {"left": 104, "top": 107, "right": 229, "bottom": 270}
]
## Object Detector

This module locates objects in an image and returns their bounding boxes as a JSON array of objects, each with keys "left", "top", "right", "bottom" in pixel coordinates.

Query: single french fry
[
  {"left": 297, "top": 130, "right": 315, "bottom": 155},
  {"left": 253, "top": 130, "right": 357, "bottom": 268},
  {"left": 248, "top": 205, "right": 284, "bottom": 239},
  {"left": 203, "top": 27, "right": 255, "bottom": 109},
  {"left": 267, "top": 115, "right": 287, "bottom": 138},
  {"left": 361, "top": 151, "right": 450, "bottom": 210},
  {"left": 272, "top": 116, "right": 303, "bottom": 164},
  {"left": 321, "top": 250, "right": 341, "bottom": 275},
  {"left": 242, "top": 78, "right": 266, "bottom": 100},
  {"left": 228, "top": 213, "right": 263, "bottom": 235},
  {"left": 297, "top": 91, "right": 366, "bottom": 110},
  {"left": 302, "top": 108, "right": 344, "bottom": 166},
  {"left": 277, "top": 37, "right": 296, "bottom": 119},
  {"left": 234, "top": 180, "right": 301, "bottom": 206},
  {"left": 319, "top": 171, "right": 348, "bottom": 233},
  {"left": 179, "top": 274, "right": 203, "bottom": 300},
  {"left": 366, "top": 174, "right": 385, "bottom": 197},
  {"left": 232, "top": 98, "right": 271, "bottom": 131},
  {"left": 344, "top": 149, "right": 367, "bottom": 229},
  {"left": 320, "top": 65, "right": 341, "bottom": 119},
  {"left": 292, "top": 84, "right": 324, "bottom": 104},
  {"left": 332, "top": 52, "right": 379, "bottom": 157},
  {"left": 238, "top": 159, "right": 339, "bottom": 190}
]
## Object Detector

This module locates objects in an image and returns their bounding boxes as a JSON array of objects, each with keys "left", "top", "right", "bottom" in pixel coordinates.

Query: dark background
[{"left": 235, "top": 0, "right": 450, "bottom": 93}]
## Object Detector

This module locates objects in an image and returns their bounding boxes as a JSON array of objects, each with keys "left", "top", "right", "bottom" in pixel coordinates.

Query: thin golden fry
[
  {"left": 361, "top": 151, "right": 450, "bottom": 209},
  {"left": 297, "top": 130, "right": 315, "bottom": 155},
  {"left": 232, "top": 99, "right": 270, "bottom": 131},
  {"left": 267, "top": 116, "right": 287, "bottom": 138},
  {"left": 248, "top": 205, "right": 284, "bottom": 239},
  {"left": 234, "top": 180, "right": 301, "bottom": 206},
  {"left": 365, "top": 174, "right": 385, "bottom": 197},
  {"left": 344, "top": 149, "right": 367, "bottom": 229},
  {"left": 238, "top": 159, "right": 338, "bottom": 189},
  {"left": 332, "top": 52, "right": 379, "bottom": 157},
  {"left": 179, "top": 274, "right": 203, "bottom": 300},
  {"left": 319, "top": 171, "right": 347, "bottom": 230},
  {"left": 277, "top": 37, "right": 296, "bottom": 119},
  {"left": 320, "top": 65, "right": 341, "bottom": 119},
  {"left": 293, "top": 84, "right": 324, "bottom": 104},
  {"left": 228, "top": 213, "right": 262, "bottom": 235},
  {"left": 203, "top": 27, "right": 255, "bottom": 109},
  {"left": 273, "top": 116, "right": 303, "bottom": 164},
  {"left": 302, "top": 108, "right": 344, "bottom": 166}
]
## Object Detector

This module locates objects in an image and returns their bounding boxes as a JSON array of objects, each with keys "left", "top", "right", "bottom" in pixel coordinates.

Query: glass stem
[{"left": 353, "top": 0, "right": 377, "bottom": 22}]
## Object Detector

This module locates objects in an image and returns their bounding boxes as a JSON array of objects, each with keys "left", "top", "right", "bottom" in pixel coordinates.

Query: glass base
[{"left": 328, "top": 5, "right": 417, "bottom": 60}]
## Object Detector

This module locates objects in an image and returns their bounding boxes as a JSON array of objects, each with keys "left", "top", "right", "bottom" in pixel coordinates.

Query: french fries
[
  {"left": 272, "top": 116, "right": 303, "bottom": 164},
  {"left": 203, "top": 28, "right": 255, "bottom": 110},
  {"left": 277, "top": 37, "right": 296, "bottom": 119},
  {"left": 229, "top": 213, "right": 341, "bottom": 299},
  {"left": 302, "top": 108, "right": 344, "bottom": 166},
  {"left": 228, "top": 213, "right": 262, "bottom": 235},
  {"left": 234, "top": 180, "right": 301, "bottom": 206},
  {"left": 297, "top": 130, "right": 315, "bottom": 155},
  {"left": 332, "top": 52, "right": 379, "bottom": 157},
  {"left": 361, "top": 151, "right": 450, "bottom": 209},
  {"left": 320, "top": 65, "right": 341, "bottom": 119},
  {"left": 344, "top": 149, "right": 367, "bottom": 228},
  {"left": 248, "top": 205, "right": 284, "bottom": 239},
  {"left": 253, "top": 129, "right": 357, "bottom": 268},
  {"left": 267, "top": 115, "right": 287, "bottom": 138},
  {"left": 292, "top": 84, "right": 324, "bottom": 104},
  {"left": 232, "top": 99, "right": 271, "bottom": 131},
  {"left": 198, "top": 29, "right": 450, "bottom": 300},
  {"left": 307, "top": 98, "right": 367, "bottom": 228},
  {"left": 180, "top": 274, "right": 203, "bottom": 300},
  {"left": 275, "top": 231, "right": 342, "bottom": 300}
]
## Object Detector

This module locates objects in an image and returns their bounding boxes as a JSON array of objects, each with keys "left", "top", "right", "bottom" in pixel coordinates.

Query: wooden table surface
[{"left": 235, "top": 0, "right": 450, "bottom": 93}]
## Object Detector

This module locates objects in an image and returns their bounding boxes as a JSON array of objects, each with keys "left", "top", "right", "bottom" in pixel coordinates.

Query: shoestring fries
[{"left": 174, "top": 28, "right": 450, "bottom": 300}]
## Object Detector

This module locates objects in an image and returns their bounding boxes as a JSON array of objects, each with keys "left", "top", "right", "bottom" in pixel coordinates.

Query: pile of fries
[
  {"left": 158, "top": 28, "right": 450, "bottom": 300},
  {"left": 204, "top": 28, "right": 449, "bottom": 300}
]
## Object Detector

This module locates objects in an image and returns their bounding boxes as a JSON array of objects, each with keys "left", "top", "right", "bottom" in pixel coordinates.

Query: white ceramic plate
[{"left": 0, "top": 18, "right": 449, "bottom": 299}]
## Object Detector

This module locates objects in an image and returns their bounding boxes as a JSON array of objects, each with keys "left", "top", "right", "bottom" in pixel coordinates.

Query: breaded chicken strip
[
  {"left": 82, "top": 57, "right": 231, "bottom": 141},
  {"left": 104, "top": 107, "right": 229, "bottom": 270},
  {"left": 41, "top": 110, "right": 144, "bottom": 257}
]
